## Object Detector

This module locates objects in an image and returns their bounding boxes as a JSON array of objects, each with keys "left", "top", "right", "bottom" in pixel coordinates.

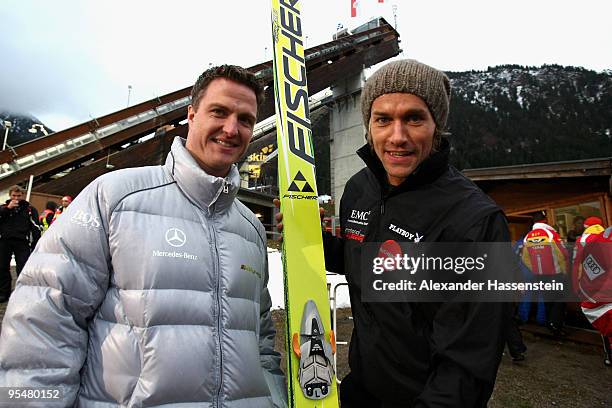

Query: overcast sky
[{"left": 1, "top": 0, "right": 610, "bottom": 132}]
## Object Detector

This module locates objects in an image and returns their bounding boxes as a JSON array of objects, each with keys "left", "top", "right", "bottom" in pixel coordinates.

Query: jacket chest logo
[
  {"left": 348, "top": 209, "right": 370, "bottom": 226},
  {"left": 71, "top": 210, "right": 102, "bottom": 230},
  {"left": 388, "top": 223, "right": 424, "bottom": 242},
  {"left": 344, "top": 227, "right": 365, "bottom": 242},
  {"left": 165, "top": 228, "right": 187, "bottom": 247},
  {"left": 152, "top": 227, "right": 198, "bottom": 261},
  {"left": 344, "top": 209, "right": 370, "bottom": 242}
]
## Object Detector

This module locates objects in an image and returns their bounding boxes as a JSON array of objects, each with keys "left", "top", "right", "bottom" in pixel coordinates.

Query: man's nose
[
  {"left": 388, "top": 121, "right": 409, "bottom": 145},
  {"left": 223, "top": 116, "right": 239, "bottom": 137}
]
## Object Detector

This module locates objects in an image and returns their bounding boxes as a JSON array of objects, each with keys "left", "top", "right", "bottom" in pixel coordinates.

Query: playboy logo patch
[{"left": 388, "top": 223, "right": 424, "bottom": 243}]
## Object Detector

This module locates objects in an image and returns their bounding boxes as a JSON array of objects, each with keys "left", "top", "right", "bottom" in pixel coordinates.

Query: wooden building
[{"left": 463, "top": 157, "right": 612, "bottom": 241}]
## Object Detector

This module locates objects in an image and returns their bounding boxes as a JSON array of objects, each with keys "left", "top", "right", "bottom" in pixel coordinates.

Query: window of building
[{"left": 554, "top": 200, "right": 603, "bottom": 242}]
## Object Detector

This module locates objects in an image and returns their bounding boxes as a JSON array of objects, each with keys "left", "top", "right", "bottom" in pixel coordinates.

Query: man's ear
[
  {"left": 187, "top": 105, "right": 195, "bottom": 125},
  {"left": 365, "top": 122, "right": 373, "bottom": 145}
]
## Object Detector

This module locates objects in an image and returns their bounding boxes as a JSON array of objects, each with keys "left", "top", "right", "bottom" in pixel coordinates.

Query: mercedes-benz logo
[{"left": 165, "top": 228, "right": 187, "bottom": 248}]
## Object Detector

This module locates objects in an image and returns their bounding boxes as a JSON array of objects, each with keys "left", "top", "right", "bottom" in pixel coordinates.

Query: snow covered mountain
[
  {"left": 0, "top": 112, "right": 53, "bottom": 148},
  {"left": 446, "top": 65, "right": 612, "bottom": 168},
  {"left": 2, "top": 64, "right": 609, "bottom": 170}
]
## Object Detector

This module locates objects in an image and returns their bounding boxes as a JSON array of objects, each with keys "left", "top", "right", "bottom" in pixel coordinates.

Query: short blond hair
[{"left": 8, "top": 185, "right": 24, "bottom": 194}]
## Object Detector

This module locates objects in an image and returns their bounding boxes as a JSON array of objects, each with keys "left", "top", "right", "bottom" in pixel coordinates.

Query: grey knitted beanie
[{"left": 361, "top": 59, "right": 451, "bottom": 136}]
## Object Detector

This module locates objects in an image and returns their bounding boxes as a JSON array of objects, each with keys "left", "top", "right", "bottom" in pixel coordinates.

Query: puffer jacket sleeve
[
  {"left": 258, "top": 253, "right": 288, "bottom": 408},
  {"left": 0, "top": 178, "right": 112, "bottom": 406}
]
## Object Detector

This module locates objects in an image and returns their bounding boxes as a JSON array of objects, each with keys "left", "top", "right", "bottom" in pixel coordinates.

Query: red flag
[{"left": 351, "top": 0, "right": 358, "bottom": 17}]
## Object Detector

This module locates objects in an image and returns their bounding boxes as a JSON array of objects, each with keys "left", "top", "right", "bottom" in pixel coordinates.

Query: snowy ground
[{"left": 267, "top": 248, "right": 350, "bottom": 309}]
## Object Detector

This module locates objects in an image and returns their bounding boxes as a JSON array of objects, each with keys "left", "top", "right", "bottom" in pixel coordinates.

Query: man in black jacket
[
  {"left": 0, "top": 185, "right": 40, "bottom": 302},
  {"left": 324, "top": 60, "right": 509, "bottom": 407}
]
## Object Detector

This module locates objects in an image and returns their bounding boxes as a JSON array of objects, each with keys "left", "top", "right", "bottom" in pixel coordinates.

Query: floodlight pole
[
  {"left": 26, "top": 174, "right": 34, "bottom": 202},
  {"left": 127, "top": 85, "right": 133, "bottom": 107},
  {"left": 392, "top": 5, "right": 398, "bottom": 30},
  {"left": 2, "top": 120, "right": 12, "bottom": 151}
]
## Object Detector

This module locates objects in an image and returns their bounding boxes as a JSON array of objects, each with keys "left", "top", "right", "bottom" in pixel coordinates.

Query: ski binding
[{"left": 292, "top": 300, "right": 336, "bottom": 399}]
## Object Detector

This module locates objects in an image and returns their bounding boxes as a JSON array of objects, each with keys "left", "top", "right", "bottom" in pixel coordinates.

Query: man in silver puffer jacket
[{"left": 0, "top": 65, "right": 287, "bottom": 407}]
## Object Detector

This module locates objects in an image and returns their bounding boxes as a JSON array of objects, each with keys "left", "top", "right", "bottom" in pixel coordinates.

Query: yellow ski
[{"left": 270, "top": 0, "right": 340, "bottom": 406}]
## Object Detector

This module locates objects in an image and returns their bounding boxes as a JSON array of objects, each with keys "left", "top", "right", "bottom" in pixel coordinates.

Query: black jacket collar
[{"left": 356, "top": 137, "right": 451, "bottom": 194}]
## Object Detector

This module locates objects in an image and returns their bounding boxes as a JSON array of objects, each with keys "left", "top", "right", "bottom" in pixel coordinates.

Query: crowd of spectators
[{"left": 514, "top": 211, "right": 611, "bottom": 366}]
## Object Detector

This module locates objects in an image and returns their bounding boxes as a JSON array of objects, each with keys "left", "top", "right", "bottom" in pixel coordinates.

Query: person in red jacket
[
  {"left": 51, "top": 195, "right": 72, "bottom": 224},
  {"left": 38, "top": 201, "right": 58, "bottom": 233},
  {"left": 572, "top": 216, "right": 605, "bottom": 294},
  {"left": 573, "top": 221, "right": 611, "bottom": 366},
  {"left": 521, "top": 211, "right": 570, "bottom": 336}
]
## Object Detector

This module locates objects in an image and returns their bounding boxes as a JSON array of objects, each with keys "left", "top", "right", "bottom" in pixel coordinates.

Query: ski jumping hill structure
[{"left": 0, "top": 17, "right": 400, "bottom": 200}]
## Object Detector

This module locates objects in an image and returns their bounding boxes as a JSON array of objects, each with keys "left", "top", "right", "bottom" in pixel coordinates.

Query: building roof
[{"left": 462, "top": 157, "right": 612, "bottom": 181}]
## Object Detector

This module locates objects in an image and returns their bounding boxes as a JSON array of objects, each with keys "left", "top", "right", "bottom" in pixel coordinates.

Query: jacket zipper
[
  {"left": 210, "top": 179, "right": 230, "bottom": 407},
  {"left": 209, "top": 203, "right": 223, "bottom": 408}
]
